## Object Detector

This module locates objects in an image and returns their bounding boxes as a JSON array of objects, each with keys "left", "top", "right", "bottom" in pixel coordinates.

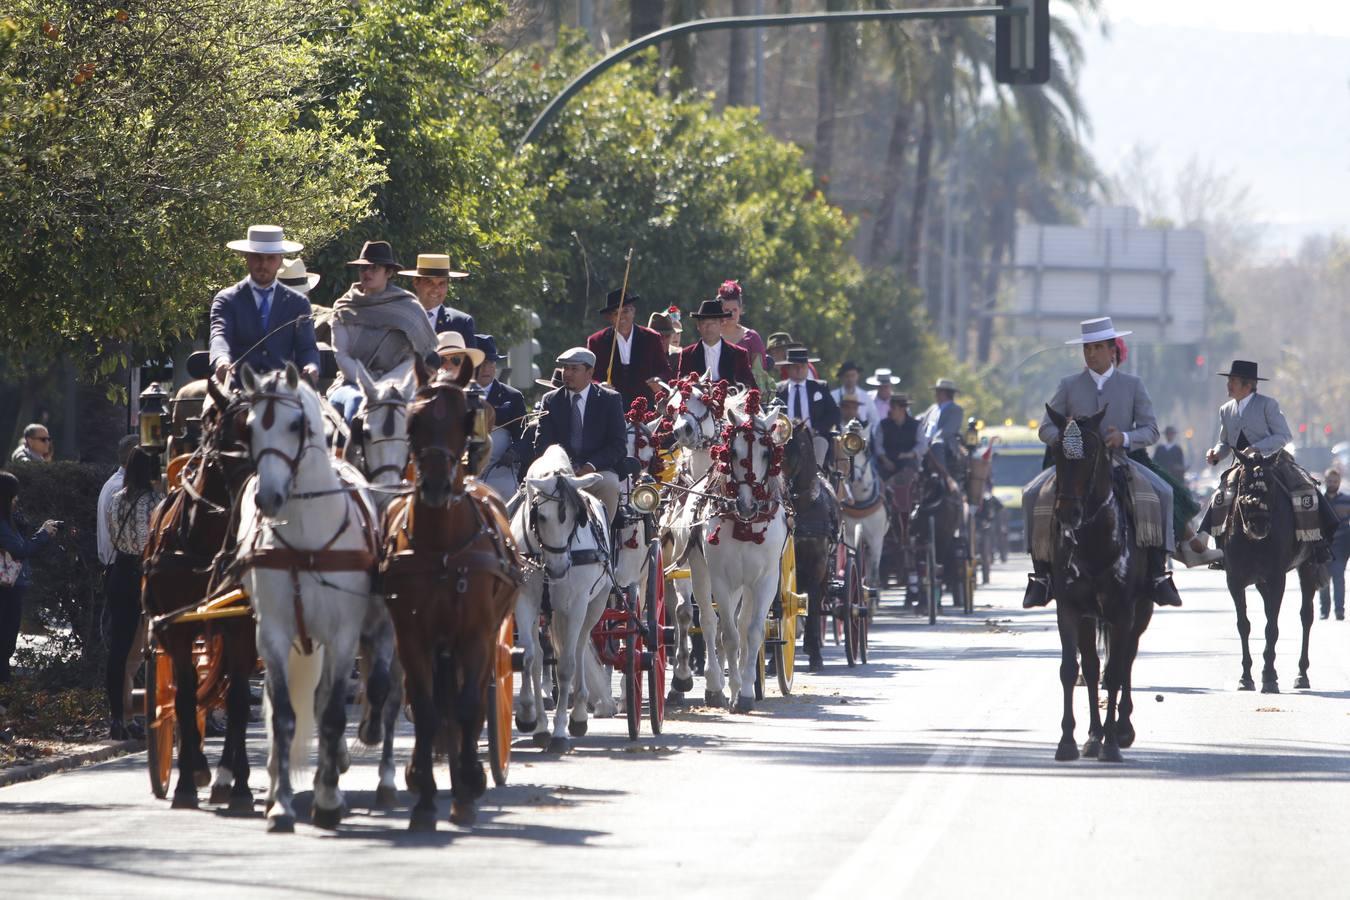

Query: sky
[{"left": 1066, "top": 0, "right": 1350, "bottom": 252}]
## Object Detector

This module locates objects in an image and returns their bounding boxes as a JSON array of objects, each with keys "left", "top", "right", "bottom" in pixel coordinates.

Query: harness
[
  {"left": 352, "top": 396, "right": 409, "bottom": 483},
  {"left": 841, "top": 454, "right": 884, "bottom": 518},
  {"left": 518, "top": 474, "right": 612, "bottom": 575},
  {"left": 381, "top": 481, "right": 523, "bottom": 593},
  {"left": 706, "top": 392, "right": 785, "bottom": 545}
]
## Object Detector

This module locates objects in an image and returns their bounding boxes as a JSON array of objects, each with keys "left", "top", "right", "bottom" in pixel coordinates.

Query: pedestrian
[
  {"left": 473, "top": 334, "right": 529, "bottom": 499},
  {"left": 775, "top": 345, "right": 840, "bottom": 466},
  {"left": 103, "top": 449, "right": 162, "bottom": 738},
  {"left": 533, "top": 347, "right": 627, "bottom": 523},
  {"left": 586, "top": 287, "right": 673, "bottom": 407},
  {"left": 97, "top": 435, "right": 140, "bottom": 572},
  {"left": 10, "top": 424, "right": 52, "bottom": 463},
  {"left": 1153, "top": 425, "right": 1187, "bottom": 483},
  {"left": 0, "top": 471, "right": 60, "bottom": 684},
  {"left": 1319, "top": 469, "right": 1350, "bottom": 620},
  {"left": 876, "top": 394, "right": 922, "bottom": 479},
  {"left": 209, "top": 224, "right": 321, "bottom": 384},
  {"left": 329, "top": 240, "right": 438, "bottom": 422},
  {"left": 400, "top": 252, "right": 475, "bottom": 342},
  {"left": 916, "top": 378, "right": 966, "bottom": 475}
]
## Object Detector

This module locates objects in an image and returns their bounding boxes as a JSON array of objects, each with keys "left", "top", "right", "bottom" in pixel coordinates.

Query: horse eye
[{"left": 289, "top": 418, "right": 302, "bottom": 434}]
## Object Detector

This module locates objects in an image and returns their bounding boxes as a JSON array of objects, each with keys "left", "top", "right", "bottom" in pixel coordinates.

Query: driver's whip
[{"left": 605, "top": 247, "right": 634, "bottom": 386}]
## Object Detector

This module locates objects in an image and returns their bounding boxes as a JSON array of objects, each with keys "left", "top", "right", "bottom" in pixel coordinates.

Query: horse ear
[
  {"left": 206, "top": 375, "right": 231, "bottom": 411},
  {"left": 284, "top": 362, "right": 300, "bottom": 391},
  {"left": 1044, "top": 404, "right": 1067, "bottom": 431},
  {"left": 352, "top": 359, "right": 378, "bottom": 402},
  {"left": 239, "top": 364, "right": 259, "bottom": 394},
  {"left": 414, "top": 353, "right": 435, "bottom": 388}
]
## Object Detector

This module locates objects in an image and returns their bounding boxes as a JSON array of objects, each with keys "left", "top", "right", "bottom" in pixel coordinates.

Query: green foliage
[{"left": 0, "top": 0, "right": 384, "bottom": 376}]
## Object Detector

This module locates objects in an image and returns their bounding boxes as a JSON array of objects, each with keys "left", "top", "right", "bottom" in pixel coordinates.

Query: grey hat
[{"left": 556, "top": 347, "right": 597, "bottom": 368}]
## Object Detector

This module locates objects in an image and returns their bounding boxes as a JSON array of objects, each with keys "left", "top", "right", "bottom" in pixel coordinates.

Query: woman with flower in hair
[{"left": 717, "top": 280, "right": 773, "bottom": 389}]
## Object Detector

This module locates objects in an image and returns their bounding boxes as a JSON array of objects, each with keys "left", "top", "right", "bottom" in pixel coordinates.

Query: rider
[
  {"left": 832, "top": 361, "right": 878, "bottom": 430},
  {"left": 586, "top": 288, "right": 673, "bottom": 407},
  {"left": 401, "top": 252, "right": 474, "bottom": 341},
  {"left": 1022, "top": 317, "right": 1189, "bottom": 609},
  {"left": 916, "top": 378, "right": 965, "bottom": 477},
  {"left": 534, "top": 347, "right": 628, "bottom": 523},
  {"left": 865, "top": 368, "right": 901, "bottom": 425},
  {"left": 775, "top": 346, "right": 841, "bottom": 466},
  {"left": 1201, "top": 359, "right": 1339, "bottom": 562},
  {"left": 875, "top": 394, "right": 922, "bottom": 480},
  {"left": 209, "top": 225, "right": 320, "bottom": 384},
  {"left": 473, "top": 334, "right": 528, "bottom": 498},
  {"left": 676, "top": 299, "right": 757, "bottom": 386}
]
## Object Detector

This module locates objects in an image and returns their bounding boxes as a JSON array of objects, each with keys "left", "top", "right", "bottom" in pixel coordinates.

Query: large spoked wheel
[
  {"left": 775, "top": 543, "right": 800, "bottom": 697},
  {"left": 487, "top": 614, "right": 515, "bottom": 787},
  {"left": 145, "top": 644, "right": 175, "bottom": 800},
  {"left": 623, "top": 621, "right": 642, "bottom": 741},
  {"left": 645, "top": 541, "right": 666, "bottom": 736},
  {"left": 843, "top": 553, "right": 866, "bottom": 666},
  {"left": 852, "top": 556, "right": 869, "bottom": 664}
]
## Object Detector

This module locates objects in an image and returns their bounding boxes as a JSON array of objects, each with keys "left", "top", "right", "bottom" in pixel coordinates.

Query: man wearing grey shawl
[{"left": 327, "top": 240, "right": 438, "bottom": 422}]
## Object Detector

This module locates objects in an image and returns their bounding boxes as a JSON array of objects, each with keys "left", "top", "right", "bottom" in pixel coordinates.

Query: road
[{"left": 4, "top": 560, "right": 1350, "bottom": 898}]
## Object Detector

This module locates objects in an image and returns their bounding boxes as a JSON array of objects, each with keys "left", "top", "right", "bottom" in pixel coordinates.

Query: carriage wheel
[
  {"left": 623, "top": 635, "right": 642, "bottom": 741},
  {"left": 645, "top": 541, "right": 667, "bottom": 735},
  {"left": 775, "top": 561, "right": 799, "bottom": 697},
  {"left": 145, "top": 644, "right": 176, "bottom": 800},
  {"left": 844, "top": 553, "right": 867, "bottom": 666},
  {"left": 852, "top": 556, "right": 869, "bottom": 664},
  {"left": 487, "top": 614, "right": 514, "bottom": 787}
]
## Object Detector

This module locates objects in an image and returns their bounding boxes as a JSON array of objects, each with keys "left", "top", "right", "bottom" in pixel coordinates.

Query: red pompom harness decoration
[{"left": 706, "top": 389, "right": 783, "bottom": 545}]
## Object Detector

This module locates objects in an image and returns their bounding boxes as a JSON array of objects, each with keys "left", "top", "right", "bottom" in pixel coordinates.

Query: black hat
[
  {"left": 535, "top": 367, "right": 565, "bottom": 390},
  {"left": 1217, "top": 360, "right": 1267, "bottom": 381},
  {"left": 475, "top": 333, "right": 502, "bottom": 362},
  {"left": 780, "top": 347, "right": 820, "bottom": 366},
  {"left": 689, "top": 298, "right": 733, "bottom": 320},
  {"left": 595, "top": 288, "right": 640, "bottom": 315},
  {"left": 348, "top": 240, "right": 403, "bottom": 268},
  {"left": 836, "top": 360, "right": 860, "bottom": 378}
]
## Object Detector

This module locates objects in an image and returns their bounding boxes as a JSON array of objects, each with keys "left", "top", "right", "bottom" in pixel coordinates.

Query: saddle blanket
[
  {"left": 1030, "top": 464, "right": 1163, "bottom": 562},
  {"left": 1210, "top": 462, "right": 1322, "bottom": 543}
]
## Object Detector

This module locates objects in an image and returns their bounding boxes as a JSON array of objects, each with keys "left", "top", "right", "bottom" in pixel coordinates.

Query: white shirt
[
  {"left": 1086, "top": 366, "right": 1130, "bottom": 447},
  {"left": 424, "top": 304, "right": 442, "bottom": 328},
  {"left": 96, "top": 467, "right": 125, "bottom": 566},
  {"left": 832, "top": 386, "right": 876, "bottom": 427},
  {"left": 788, "top": 378, "right": 812, "bottom": 427},
  {"left": 1235, "top": 392, "right": 1255, "bottom": 416},
  {"left": 615, "top": 328, "right": 633, "bottom": 366},
  {"left": 702, "top": 340, "right": 722, "bottom": 381}
]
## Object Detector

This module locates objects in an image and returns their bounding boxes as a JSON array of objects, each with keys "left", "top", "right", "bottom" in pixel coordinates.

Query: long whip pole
[{"left": 605, "top": 247, "right": 634, "bottom": 386}]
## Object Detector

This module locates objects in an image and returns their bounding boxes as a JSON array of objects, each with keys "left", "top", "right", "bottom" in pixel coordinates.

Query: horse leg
[
  {"left": 1054, "top": 606, "right": 1081, "bottom": 761},
  {"left": 404, "top": 649, "right": 439, "bottom": 831},
  {"left": 669, "top": 577, "right": 695, "bottom": 698},
  {"left": 376, "top": 655, "right": 404, "bottom": 808},
  {"left": 214, "top": 650, "right": 255, "bottom": 812},
  {"left": 711, "top": 574, "right": 744, "bottom": 707},
  {"left": 547, "top": 597, "right": 582, "bottom": 752},
  {"left": 311, "top": 652, "right": 351, "bottom": 831},
  {"left": 1099, "top": 622, "right": 1126, "bottom": 763},
  {"left": 734, "top": 571, "right": 777, "bottom": 714},
  {"left": 1077, "top": 618, "right": 1103, "bottom": 758},
  {"left": 449, "top": 643, "right": 491, "bottom": 827},
  {"left": 1295, "top": 567, "right": 1316, "bottom": 690},
  {"left": 170, "top": 639, "right": 205, "bottom": 808},
  {"left": 1259, "top": 575, "right": 1285, "bottom": 693},
  {"left": 514, "top": 590, "right": 548, "bottom": 746},
  {"left": 257, "top": 637, "right": 297, "bottom": 833},
  {"left": 566, "top": 587, "right": 608, "bottom": 743},
  {"left": 691, "top": 552, "right": 727, "bottom": 707},
  {"left": 584, "top": 637, "right": 617, "bottom": 719},
  {"left": 1230, "top": 579, "right": 1256, "bottom": 691}
]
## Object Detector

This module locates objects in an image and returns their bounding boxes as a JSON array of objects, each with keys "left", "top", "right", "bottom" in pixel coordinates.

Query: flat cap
[{"left": 556, "top": 346, "right": 597, "bottom": 367}]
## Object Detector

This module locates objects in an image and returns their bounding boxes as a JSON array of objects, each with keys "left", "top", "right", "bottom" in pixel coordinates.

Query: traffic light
[
  {"left": 1325, "top": 425, "right": 1334, "bottom": 436},
  {"left": 506, "top": 309, "right": 542, "bottom": 391},
  {"left": 996, "top": 0, "right": 1051, "bottom": 85}
]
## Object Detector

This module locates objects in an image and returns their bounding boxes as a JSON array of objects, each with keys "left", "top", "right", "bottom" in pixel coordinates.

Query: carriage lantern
[
  {"left": 840, "top": 430, "right": 867, "bottom": 457},
  {"left": 138, "top": 382, "right": 170, "bottom": 454},
  {"left": 630, "top": 482, "right": 662, "bottom": 515}
]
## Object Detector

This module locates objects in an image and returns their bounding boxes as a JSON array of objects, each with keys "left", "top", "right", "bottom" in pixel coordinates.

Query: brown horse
[
  {"left": 379, "top": 360, "right": 521, "bottom": 830},
  {"left": 141, "top": 378, "right": 258, "bottom": 809}
]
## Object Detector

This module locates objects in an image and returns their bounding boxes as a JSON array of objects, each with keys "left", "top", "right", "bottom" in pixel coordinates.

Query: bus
[{"left": 977, "top": 425, "right": 1045, "bottom": 553}]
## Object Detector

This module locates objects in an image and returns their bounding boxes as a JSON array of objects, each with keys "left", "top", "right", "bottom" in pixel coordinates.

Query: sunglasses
[{"left": 32, "top": 436, "right": 51, "bottom": 443}]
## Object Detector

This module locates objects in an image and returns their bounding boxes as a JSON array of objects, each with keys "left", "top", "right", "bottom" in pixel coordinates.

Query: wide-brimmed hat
[
  {"left": 557, "top": 347, "right": 597, "bottom": 368},
  {"left": 348, "top": 240, "right": 403, "bottom": 269},
  {"left": 765, "top": 332, "right": 795, "bottom": 351},
  {"left": 435, "top": 331, "right": 486, "bottom": 368},
  {"left": 838, "top": 393, "right": 862, "bottom": 407},
  {"left": 836, "top": 360, "right": 860, "bottom": 378},
  {"left": 934, "top": 378, "right": 960, "bottom": 393},
  {"left": 689, "top": 299, "right": 733, "bottom": 320},
  {"left": 865, "top": 368, "right": 901, "bottom": 388},
  {"left": 399, "top": 253, "right": 468, "bottom": 279},
  {"left": 890, "top": 393, "right": 911, "bottom": 407},
  {"left": 648, "top": 311, "right": 680, "bottom": 334},
  {"left": 475, "top": 333, "right": 502, "bottom": 363},
  {"left": 778, "top": 347, "right": 820, "bottom": 366},
  {"left": 595, "top": 288, "right": 639, "bottom": 316},
  {"left": 1217, "top": 360, "right": 1267, "bottom": 381},
  {"left": 1066, "top": 315, "right": 1133, "bottom": 345},
  {"left": 536, "top": 367, "right": 565, "bottom": 390},
  {"left": 277, "top": 258, "right": 320, "bottom": 294},
  {"left": 227, "top": 224, "right": 303, "bottom": 255}
]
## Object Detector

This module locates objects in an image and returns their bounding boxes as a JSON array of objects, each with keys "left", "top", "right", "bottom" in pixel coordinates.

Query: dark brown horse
[
  {"left": 379, "top": 361, "right": 521, "bottom": 830},
  {"left": 781, "top": 421, "right": 839, "bottom": 670},
  {"left": 141, "top": 379, "right": 258, "bottom": 809},
  {"left": 910, "top": 454, "right": 969, "bottom": 611}
]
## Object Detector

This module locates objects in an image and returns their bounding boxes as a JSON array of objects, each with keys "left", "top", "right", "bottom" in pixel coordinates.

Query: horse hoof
[
  {"left": 515, "top": 715, "right": 536, "bottom": 733},
  {"left": 704, "top": 690, "right": 727, "bottom": 709},
  {"left": 194, "top": 769, "right": 212, "bottom": 790},
  {"left": 1237, "top": 676, "right": 1255, "bottom": 691},
  {"left": 547, "top": 737, "right": 571, "bottom": 754},
  {"left": 665, "top": 690, "right": 686, "bottom": 707},
  {"left": 672, "top": 674, "right": 694, "bottom": 692},
  {"left": 1081, "top": 737, "right": 1101, "bottom": 759},
  {"left": 208, "top": 784, "right": 232, "bottom": 805},
  {"left": 1261, "top": 681, "right": 1280, "bottom": 694},
  {"left": 543, "top": 697, "right": 557, "bottom": 711},
  {"left": 228, "top": 793, "right": 255, "bottom": 814},
  {"left": 171, "top": 792, "right": 199, "bottom": 810},
  {"left": 311, "top": 805, "right": 343, "bottom": 831},
  {"left": 568, "top": 719, "right": 588, "bottom": 738},
  {"left": 1294, "top": 675, "right": 1311, "bottom": 690},
  {"left": 267, "top": 814, "right": 295, "bottom": 834},
  {"left": 375, "top": 784, "right": 398, "bottom": 809},
  {"left": 532, "top": 732, "right": 551, "bottom": 749},
  {"left": 733, "top": 695, "right": 754, "bottom": 714},
  {"left": 1099, "top": 744, "right": 1123, "bottom": 763},
  {"left": 409, "top": 809, "right": 437, "bottom": 832},
  {"left": 1054, "top": 741, "right": 1080, "bottom": 762},
  {"left": 1117, "top": 727, "right": 1136, "bottom": 749},
  {"left": 449, "top": 801, "right": 477, "bottom": 827}
]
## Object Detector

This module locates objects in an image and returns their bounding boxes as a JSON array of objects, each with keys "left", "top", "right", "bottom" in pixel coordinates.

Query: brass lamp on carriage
[
  {"left": 630, "top": 482, "right": 662, "bottom": 515},
  {"left": 138, "top": 382, "right": 170, "bottom": 454},
  {"left": 840, "top": 429, "right": 867, "bottom": 457}
]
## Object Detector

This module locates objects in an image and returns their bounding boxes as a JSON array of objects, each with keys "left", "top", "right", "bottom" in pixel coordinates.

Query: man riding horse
[{"left": 1022, "top": 317, "right": 1219, "bottom": 610}]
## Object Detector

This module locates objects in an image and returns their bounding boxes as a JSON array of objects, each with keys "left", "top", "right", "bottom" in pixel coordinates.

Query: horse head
[
  {"left": 1045, "top": 404, "right": 1110, "bottom": 532},
  {"left": 241, "top": 363, "right": 323, "bottom": 517},
  {"left": 406, "top": 356, "right": 473, "bottom": 509},
  {"left": 524, "top": 446, "right": 601, "bottom": 581},
  {"left": 1235, "top": 446, "right": 1273, "bottom": 540},
  {"left": 625, "top": 396, "right": 661, "bottom": 473},
  {"left": 349, "top": 359, "right": 416, "bottom": 503},
  {"left": 200, "top": 378, "right": 256, "bottom": 494},
  {"left": 781, "top": 417, "right": 820, "bottom": 500},
  {"left": 716, "top": 393, "right": 788, "bottom": 521},
  {"left": 660, "top": 375, "right": 724, "bottom": 450}
]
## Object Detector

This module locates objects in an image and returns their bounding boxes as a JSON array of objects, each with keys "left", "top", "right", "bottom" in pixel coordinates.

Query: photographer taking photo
[{"left": 0, "top": 470, "right": 59, "bottom": 684}]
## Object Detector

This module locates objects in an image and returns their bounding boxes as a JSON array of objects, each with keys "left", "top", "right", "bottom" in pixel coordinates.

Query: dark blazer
[
  {"left": 485, "top": 380, "right": 528, "bottom": 449},
  {"left": 775, "top": 378, "right": 841, "bottom": 434},
  {"left": 534, "top": 383, "right": 627, "bottom": 474},
  {"left": 431, "top": 304, "right": 475, "bottom": 344},
  {"left": 1152, "top": 443, "right": 1186, "bottom": 483},
  {"left": 676, "top": 340, "right": 756, "bottom": 387},
  {"left": 209, "top": 279, "right": 320, "bottom": 374},
  {"left": 587, "top": 325, "right": 673, "bottom": 408}
]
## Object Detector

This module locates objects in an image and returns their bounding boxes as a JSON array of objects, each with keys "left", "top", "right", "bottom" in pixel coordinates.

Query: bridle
[
  {"left": 522, "top": 474, "right": 608, "bottom": 584},
  {"left": 249, "top": 389, "right": 326, "bottom": 499},
  {"left": 353, "top": 395, "right": 409, "bottom": 484},
  {"left": 1233, "top": 457, "right": 1272, "bottom": 540},
  {"left": 707, "top": 397, "right": 785, "bottom": 544},
  {"left": 406, "top": 384, "right": 469, "bottom": 503},
  {"left": 1054, "top": 423, "right": 1114, "bottom": 536}
]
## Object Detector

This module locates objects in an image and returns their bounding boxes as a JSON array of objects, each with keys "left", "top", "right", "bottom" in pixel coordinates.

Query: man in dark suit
[
  {"left": 676, "top": 299, "right": 756, "bottom": 386},
  {"left": 474, "top": 334, "right": 528, "bottom": 498},
  {"left": 586, "top": 288, "right": 673, "bottom": 408},
  {"left": 401, "top": 253, "right": 475, "bottom": 342},
  {"left": 209, "top": 224, "right": 320, "bottom": 382},
  {"left": 1152, "top": 425, "right": 1187, "bottom": 484},
  {"left": 775, "top": 346, "right": 841, "bottom": 465},
  {"left": 534, "top": 347, "right": 627, "bottom": 520}
]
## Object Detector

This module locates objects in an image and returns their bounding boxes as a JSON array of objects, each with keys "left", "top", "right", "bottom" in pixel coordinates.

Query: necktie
[
  {"left": 793, "top": 384, "right": 804, "bottom": 420},
  {"left": 570, "top": 392, "right": 584, "bottom": 450},
  {"left": 257, "top": 287, "right": 273, "bottom": 330}
]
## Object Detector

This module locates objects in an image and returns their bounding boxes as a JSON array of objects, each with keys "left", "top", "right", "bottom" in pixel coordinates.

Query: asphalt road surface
[{"left": 4, "top": 560, "right": 1350, "bottom": 898}]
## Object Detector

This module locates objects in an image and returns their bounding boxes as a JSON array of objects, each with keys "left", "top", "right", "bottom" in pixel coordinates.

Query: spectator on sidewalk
[
  {"left": 1319, "top": 469, "right": 1350, "bottom": 620},
  {"left": 97, "top": 436, "right": 140, "bottom": 571},
  {"left": 10, "top": 424, "right": 52, "bottom": 464},
  {"left": 1152, "top": 426, "right": 1186, "bottom": 483},
  {"left": 103, "top": 449, "right": 162, "bottom": 738},
  {"left": 0, "top": 471, "right": 59, "bottom": 684}
]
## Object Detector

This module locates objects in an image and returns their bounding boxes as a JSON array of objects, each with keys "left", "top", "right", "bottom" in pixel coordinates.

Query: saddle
[
  {"left": 382, "top": 479, "right": 524, "bottom": 589},
  {"left": 1210, "top": 452, "right": 1323, "bottom": 543},
  {"left": 1030, "top": 461, "right": 1163, "bottom": 562}
]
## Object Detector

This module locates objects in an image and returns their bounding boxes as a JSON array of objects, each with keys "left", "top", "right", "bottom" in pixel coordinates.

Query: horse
[
  {"left": 836, "top": 420, "right": 889, "bottom": 605},
  {"left": 141, "top": 378, "right": 257, "bottom": 810},
  {"left": 910, "top": 453, "right": 969, "bottom": 611},
  {"left": 511, "top": 445, "right": 614, "bottom": 751},
  {"left": 1215, "top": 447, "right": 1320, "bottom": 693},
  {"left": 379, "top": 363, "right": 521, "bottom": 829},
  {"left": 702, "top": 390, "right": 792, "bottom": 712},
  {"left": 234, "top": 363, "right": 381, "bottom": 832},
  {"left": 1044, "top": 406, "right": 1153, "bottom": 763},
  {"left": 782, "top": 420, "right": 839, "bottom": 670}
]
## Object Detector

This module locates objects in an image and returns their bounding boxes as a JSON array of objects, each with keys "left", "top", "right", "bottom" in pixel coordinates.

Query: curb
[{"left": 0, "top": 740, "right": 143, "bottom": 789}]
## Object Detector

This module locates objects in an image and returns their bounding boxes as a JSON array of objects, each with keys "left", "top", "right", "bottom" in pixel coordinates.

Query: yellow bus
[{"left": 977, "top": 425, "right": 1045, "bottom": 553}]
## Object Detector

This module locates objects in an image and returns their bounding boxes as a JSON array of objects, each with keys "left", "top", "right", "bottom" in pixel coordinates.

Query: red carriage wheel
[
  {"left": 623, "top": 633, "right": 642, "bottom": 741},
  {"left": 645, "top": 541, "right": 666, "bottom": 735}
]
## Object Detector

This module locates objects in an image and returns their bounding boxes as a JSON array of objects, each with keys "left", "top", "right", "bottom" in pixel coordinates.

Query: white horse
[
  {"left": 510, "top": 446, "right": 613, "bottom": 752},
  {"left": 702, "top": 393, "right": 792, "bottom": 713},
  {"left": 837, "top": 419, "right": 890, "bottom": 600},
  {"left": 235, "top": 364, "right": 381, "bottom": 833}
]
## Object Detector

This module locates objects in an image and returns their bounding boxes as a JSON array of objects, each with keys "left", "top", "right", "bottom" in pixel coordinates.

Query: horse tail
[{"left": 262, "top": 644, "right": 325, "bottom": 775}]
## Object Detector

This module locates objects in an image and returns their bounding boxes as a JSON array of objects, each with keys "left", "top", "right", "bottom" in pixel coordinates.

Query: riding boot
[
  {"left": 1149, "top": 548, "right": 1183, "bottom": 607},
  {"left": 1022, "top": 559, "right": 1052, "bottom": 609}
]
